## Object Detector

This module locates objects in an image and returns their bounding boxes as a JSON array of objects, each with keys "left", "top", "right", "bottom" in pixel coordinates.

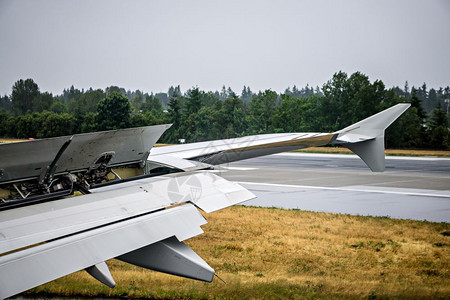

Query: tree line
[{"left": 0, "top": 71, "right": 449, "bottom": 149}]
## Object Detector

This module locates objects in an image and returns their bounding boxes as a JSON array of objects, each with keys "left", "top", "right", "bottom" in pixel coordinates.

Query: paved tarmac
[{"left": 216, "top": 153, "right": 450, "bottom": 222}]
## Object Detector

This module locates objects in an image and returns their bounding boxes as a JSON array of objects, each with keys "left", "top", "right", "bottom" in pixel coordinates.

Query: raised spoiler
[{"left": 0, "top": 125, "right": 171, "bottom": 185}]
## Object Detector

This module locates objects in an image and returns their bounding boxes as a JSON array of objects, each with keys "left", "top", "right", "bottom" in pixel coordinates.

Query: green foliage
[
  {"left": 249, "top": 89, "right": 278, "bottom": 133},
  {"left": 68, "top": 89, "right": 105, "bottom": 132},
  {"left": 319, "top": 71, "right": 383, "bottom": 131},
  {"left": 140, "top": 94, "right": 163, "bottom": 114},
  {"left": 105, "top": 86, "right": 126, "bottom": 97},
  {"left": 12, "top": 112, "right": 76, "bottom": 138},
  {"left": 184, "top": 87, "right": 202, "bottom": 117},
  {"left": 96, "top": 92, "right": 131, "bottom": 131},
  {"left": 0, "top": 95, "right": 11, "bottom": 112},
  {"left": 129, "top": 90, "right": 144, "bottom": 113},
  {"left": 38, "top": 112, "right": 77, "bottom": 138},
  {"left": 427, "top": 103, "right": 449, "bottom": 149},
  {"left": 3, "top": 73, "right": 449, "bottom": 150},
  {"left": 80, "top": 112, "right": 97, "bottom": 133},
  {"left": 11, "top": 78, "right": 40, "bottom": 115},
  {"left": 273, "top": 94, "right": 316, "bottom": 132},
  {"left": 49, "top": 99, "right": 67, "bottom": 114},
  {"left": 130, "top": 111, "right": 167, "bottom": 128},
  {"left": 164, "top": 94, "right": 182, "bottom": 143},
  {"left": 0, "top": 110, "right": 10, "bottom": 136},
  {"left": 68, "top": 89, "right": 104, "bottom": 117},
  {"left": 218, "top": 93, "right": 248, "bottom": 138},
  {"left": 33, "top": 92, "right": 54, "bottom": 112}
]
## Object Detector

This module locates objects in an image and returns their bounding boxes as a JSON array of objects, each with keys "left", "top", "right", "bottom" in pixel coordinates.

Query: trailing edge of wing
[
  {"left": 0, "top": 172, "right": 254, "bottom": 255},
  {"left": 118, "top": 236, "right": 215, "bottom": 282},
  {"left": 0, "top": 172, "right": 255, "bottom": 299},
  {"left": 0, "top": 204, "right": 205, "bottom": 299}
]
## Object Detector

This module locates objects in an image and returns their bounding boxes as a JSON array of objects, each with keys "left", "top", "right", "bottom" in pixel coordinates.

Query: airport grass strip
[{"left": 23, "top": 206, "right": 450, "bottom": 299}]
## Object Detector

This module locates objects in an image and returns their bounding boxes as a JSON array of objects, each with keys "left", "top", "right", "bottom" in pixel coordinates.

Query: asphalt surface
[{"left": 216, "top": 153, "right": 450, "bottom": 222}]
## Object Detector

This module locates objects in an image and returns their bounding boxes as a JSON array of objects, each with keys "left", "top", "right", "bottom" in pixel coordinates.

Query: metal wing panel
[
  {"left": 0, "top": 180, "right": 172, "bottom": 254},
  {"left": 118, "top": 236, "right": 215, "bottom": 282},
  {"left": 333, "top": 104, "right": 411, "bottom": 172},
  {"left": 0, "top": 124, "right": 171, "bottom": 184},
  {"left": 0, "top": 172, "right": 253, "bottom": 255},
  {"left": 0, "top": 204, "right": 205, "bottom": 299},
  {"left": 149, "top": 132, "right": 335, "bottom": 166}
]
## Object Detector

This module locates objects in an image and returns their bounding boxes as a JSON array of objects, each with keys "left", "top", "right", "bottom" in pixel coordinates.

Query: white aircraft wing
[
  {"left": 0, "top": 103, "right": 409, "bottom": 298},
  {"left": 0, "top": 172, "right": 254, "bottom": 298},
  {"left": 149, "top": 103, "right": 410, "bottom": 172}
]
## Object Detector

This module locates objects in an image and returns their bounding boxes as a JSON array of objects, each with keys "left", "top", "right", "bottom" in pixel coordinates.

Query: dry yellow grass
[
  {"left": 0, "top": 138, "right": 28, "bottom": 143},
  {"left": 25, "top": 206, "right": 450, "bottom": 299}
]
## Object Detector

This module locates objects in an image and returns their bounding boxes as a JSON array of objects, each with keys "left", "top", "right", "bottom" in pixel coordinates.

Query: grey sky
[{"left": 1, "top": 0, "right": 449, "bottom": 96}]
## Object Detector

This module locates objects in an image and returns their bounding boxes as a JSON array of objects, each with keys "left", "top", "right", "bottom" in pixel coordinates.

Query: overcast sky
[{"left": 1, "top": 0, "right": 449, "bottom": 96}]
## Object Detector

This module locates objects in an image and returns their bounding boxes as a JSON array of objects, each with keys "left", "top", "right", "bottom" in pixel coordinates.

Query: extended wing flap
[
  {"left": 0, "top": 172, "right": 253, "bottom": 254},
  {"left": 0, "top": 204, "right": 205, "bottom": 299},
  {"left": 118, "top": 236, "right": 215, "bottom": 282},
  {"left": 0, "top": 172, "right": 254, "bottom": 299},
  {"left": 85, "top": 261, "right": 116, "bottom": 288}
]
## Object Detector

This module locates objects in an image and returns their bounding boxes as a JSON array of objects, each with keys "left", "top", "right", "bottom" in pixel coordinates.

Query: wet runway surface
[{"left": 216, "top": 153, "right": 450, "bottom": 222}]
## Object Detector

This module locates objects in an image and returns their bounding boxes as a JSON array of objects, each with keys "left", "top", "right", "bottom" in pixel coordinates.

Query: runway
[{"left": 216, "top": 153, "right": 450, "bottom": 222}]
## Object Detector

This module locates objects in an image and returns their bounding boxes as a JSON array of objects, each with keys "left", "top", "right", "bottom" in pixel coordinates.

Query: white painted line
[
  {"left": 272, "top": 152, "right": 450, "bottom": 161},
  {"left": 236, "top": 181, "right": 450, "bottom": 198},
  {"left": 224, "top": 167, "right": 258, "bottom": 171}
]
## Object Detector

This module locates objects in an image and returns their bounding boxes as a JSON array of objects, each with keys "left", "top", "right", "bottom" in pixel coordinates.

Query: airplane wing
[
  {"left": 0, "top": 172, "right": 254, "bottom": 298},
  {"left": 149, "top": 103, "right": 410, "bottom": 172},
  {"left": 0, "top": 103, "right": 409, "bottom": 298}
]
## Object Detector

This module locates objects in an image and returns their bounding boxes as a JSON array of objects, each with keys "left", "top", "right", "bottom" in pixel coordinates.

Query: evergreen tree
[
  {"left": 428, "top": 102, "right": 449, "bottom": 149},
  {"left": 168, "top": 85, "right": 181, "bottom": 98},
  {"left": 249, "top": 90, "right": 278, "bottom": 133},
  {"left": 96, "top": 92, "right": 131, "bottom": 130},
  {"left": 165, "top": 94, "right": 182, "bottom": 143},
  {"left": 11, "top": 79, "right": 40, "bottom": 115},
  {"left": 0, "top": 95, "right": 11, "bottom": 112},
  {"left": 49, "top": 99, "right": 67, "bottom": 114},
  {"left": 219, "top": 85, "right": 227, "bottom": 100},
  {"left": 130, "top": 90, "right": 144, "bottom": 113},
  {"left": 184, "top": 87, "right": 202, "bottom": 117},
  {"left": 32, "top": 92, "right": 54, "bottom": 112},
  {"left": 410, "top": 88, "right": 427, "bottom": 121}
]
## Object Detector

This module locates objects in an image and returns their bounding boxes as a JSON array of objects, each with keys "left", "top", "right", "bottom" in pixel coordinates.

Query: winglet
[{"left": 333, "top": 104, "right": 410, "bottom": 172}]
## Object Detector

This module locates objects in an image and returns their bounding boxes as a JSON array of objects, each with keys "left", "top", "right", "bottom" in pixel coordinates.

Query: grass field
[{"left": 24, "top": 206, "right": 450, "bottom": 299}]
